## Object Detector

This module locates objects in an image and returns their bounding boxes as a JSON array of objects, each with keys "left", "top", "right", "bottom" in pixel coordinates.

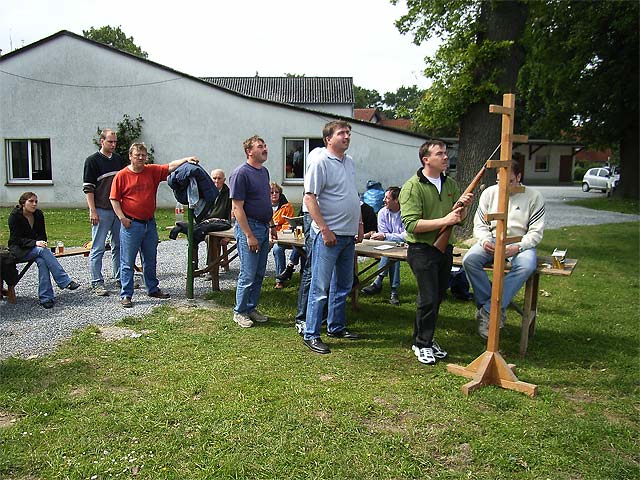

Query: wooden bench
[{"left": 0, "top": 246, "right": 90, "bottom": 304}]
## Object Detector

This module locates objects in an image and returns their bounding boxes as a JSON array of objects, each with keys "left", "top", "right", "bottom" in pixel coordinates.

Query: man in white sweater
[{"left": 462, "top": 160, "right": 545, "bottom": 339}]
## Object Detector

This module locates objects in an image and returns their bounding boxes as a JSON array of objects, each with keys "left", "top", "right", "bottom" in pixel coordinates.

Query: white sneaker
[
  {"left": 431, "top": 340, "right": 448, "bottom": 359},
  {"left": 248, "top": 310, "right": 268, "bottom": 323},
  {"left": 295, "top": 321, "right": 305, "bottom": 336},
  {"left": 411, "top": 345, "right": 436, "bottom": 365},
  {"left": 233, "top": 312, "right": 253, "bottom": 328}
]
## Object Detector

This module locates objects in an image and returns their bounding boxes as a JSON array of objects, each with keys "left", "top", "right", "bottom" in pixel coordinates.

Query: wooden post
[
  {"left": 186, "top": 207, "right": 195, "bottom": 299},
  {"left": 447, "top": 93, "right": 538, "bottom": 397}
]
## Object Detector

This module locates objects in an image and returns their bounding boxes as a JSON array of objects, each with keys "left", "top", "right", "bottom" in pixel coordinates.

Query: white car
[{"left": 582, "top": 167, "right": 612, "bottom": 192}]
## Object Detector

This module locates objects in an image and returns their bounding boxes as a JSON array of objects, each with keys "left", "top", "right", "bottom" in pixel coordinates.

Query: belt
[{"left": 125, "top": 215, "right": 153, "bottom": 224}]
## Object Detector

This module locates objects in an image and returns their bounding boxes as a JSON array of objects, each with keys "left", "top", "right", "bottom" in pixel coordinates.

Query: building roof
[
  {"left": 201, "top": 76, "right": 354, "bottom": 104},
  {"left": 380, "top": 118, "right": 412, "bottom": 130},
  {"left": 354, "top": 108, "right": 378, "bottom": 122}
]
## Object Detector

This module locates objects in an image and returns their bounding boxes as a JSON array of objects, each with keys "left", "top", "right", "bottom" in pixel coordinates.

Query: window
[
  {"left": 6, "top": 139, "right": 52, "bottom": 182},
  {"left": 534, "top": 153, "right": 549, "bottom": 172},
  {"left": 283, "top": 138, "right": 324, "bottom": 183}
]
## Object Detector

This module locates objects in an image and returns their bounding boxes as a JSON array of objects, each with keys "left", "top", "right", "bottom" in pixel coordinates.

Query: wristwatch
[{"left": 518, "top": 245, "right": 525, "bottom": 253}]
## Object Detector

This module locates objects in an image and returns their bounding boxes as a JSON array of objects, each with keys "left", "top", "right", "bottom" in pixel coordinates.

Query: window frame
[
  {"left": 5, "top": 138, "right": 53, "bottom": 184},
  {"left": 282, "top": 137, "right": 324, "bottom": 185},
  {"left": 533, "top": 153, "right": 550, "bottom": 172}
]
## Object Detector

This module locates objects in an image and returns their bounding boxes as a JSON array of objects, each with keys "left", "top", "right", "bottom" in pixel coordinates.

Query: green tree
[
  {"left": 382, "top": 85, "right": 425, "bottom": 119},
  {"left": 394, "top": 0, "right": 639, "bottom": 200},
  {"left": 83, "top": 25, "right": 148, "bottom": 58},
  {"left": 93, "top": 114, "right": 155, "bottom": 163},
  {"left": 354, "top": 85, "right": 383, "bottom": 109},
  {"left": 519, "top": 1, "right": 638, "bottom": 199},
  {"left": 395, "top": 0, "right": 528, "bottom": 237}
]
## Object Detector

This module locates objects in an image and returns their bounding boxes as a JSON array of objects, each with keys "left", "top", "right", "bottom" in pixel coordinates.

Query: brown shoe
[{"left": 148, "top": 290, "right": 170, "bottom": 299}]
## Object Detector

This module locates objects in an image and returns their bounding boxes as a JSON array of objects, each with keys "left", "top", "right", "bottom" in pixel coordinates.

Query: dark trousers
[{"left": 406, "top": 243, "right": 453, "bottom": 348}]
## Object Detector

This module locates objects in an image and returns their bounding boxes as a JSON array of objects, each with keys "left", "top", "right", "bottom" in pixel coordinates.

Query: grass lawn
[{"left": 1, "top": 216, "right": 638, "bottom": 478}]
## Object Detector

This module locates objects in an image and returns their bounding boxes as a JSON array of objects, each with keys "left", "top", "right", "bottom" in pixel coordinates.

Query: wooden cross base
[{"left": 447, "top": 351, "right": 538, "bottom": 397}]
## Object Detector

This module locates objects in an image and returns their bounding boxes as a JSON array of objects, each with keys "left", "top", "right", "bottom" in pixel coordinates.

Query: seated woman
[
  {"left": 8, "top": 192, "right": 80, "bottom": 308},
  {"left": 269, "top": 182, "right": 300, "bottom": 289}
]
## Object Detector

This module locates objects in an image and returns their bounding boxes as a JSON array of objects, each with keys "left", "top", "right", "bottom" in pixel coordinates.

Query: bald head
[{"left": 211, "top": 169, "right": 226, "bottom": 190}]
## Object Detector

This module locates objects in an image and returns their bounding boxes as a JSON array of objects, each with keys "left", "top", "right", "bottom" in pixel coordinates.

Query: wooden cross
[{"left": 447, "top": 93, "right": 538, "bottom": 397}]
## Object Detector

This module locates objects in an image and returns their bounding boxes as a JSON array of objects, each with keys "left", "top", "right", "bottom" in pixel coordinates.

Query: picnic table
[
  {"left": 0, "top": 246, "right": 91, "bottom": 304},
  {"left": 197, "top": 230, "right": 577, "bottom": 356}
]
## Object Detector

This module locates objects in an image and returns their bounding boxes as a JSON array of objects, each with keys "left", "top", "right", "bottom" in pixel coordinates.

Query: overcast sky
[{"left": 1, "top": 0, "right": 439, "bottom": 94}]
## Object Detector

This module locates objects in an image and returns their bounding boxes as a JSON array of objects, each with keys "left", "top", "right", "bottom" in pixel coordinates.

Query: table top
[{"left": 207, "top": 230, "right": 576, "bottom": 276}]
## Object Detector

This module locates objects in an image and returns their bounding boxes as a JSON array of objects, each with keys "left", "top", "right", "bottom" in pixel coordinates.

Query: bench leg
[
  {"left": 519, "top": 273, "right": 539, "bottom": 357},
  {"left": 7, "top": 286, "right": 17, "bottom": 304}
]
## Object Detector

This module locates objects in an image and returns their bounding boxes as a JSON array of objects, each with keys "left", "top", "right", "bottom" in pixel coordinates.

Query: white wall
[{"left": 0, "top": 34, "right": 427, "bottom": 208}]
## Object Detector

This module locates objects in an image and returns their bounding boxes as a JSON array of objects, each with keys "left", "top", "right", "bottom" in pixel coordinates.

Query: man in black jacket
[{"left": 83, "top": 129, "right": 126, "bottom": 296}]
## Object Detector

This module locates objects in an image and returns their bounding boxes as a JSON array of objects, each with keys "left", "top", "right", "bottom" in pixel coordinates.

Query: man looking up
[
  {"left": 303, "top": 121, "right": 363, "bottom": 354},
  {"left": 83, "top": 129, "right": 126, "bottom": 296},
  {"left": 110, "top": 143, "right": 199, "bottom": 308},
  {"left": 228, "top": 135, "right": 276, "bottom": 328},
  {"left": 399, "top": 140, "right": 473, "bottom": 365}
]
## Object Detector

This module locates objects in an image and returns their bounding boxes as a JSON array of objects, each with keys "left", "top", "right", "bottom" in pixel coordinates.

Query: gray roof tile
[{"left": 201, "top": 76, "right": 354, "bottom": 104}]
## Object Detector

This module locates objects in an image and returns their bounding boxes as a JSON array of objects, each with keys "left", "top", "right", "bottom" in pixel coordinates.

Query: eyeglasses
[{"left": 270, "top": 191, "right": 280, "bottom": 194}]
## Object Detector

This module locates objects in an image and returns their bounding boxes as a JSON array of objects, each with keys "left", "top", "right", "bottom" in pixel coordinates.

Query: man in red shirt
[{"left": 110, "top": 143, "right": 198, "bottom": 308}]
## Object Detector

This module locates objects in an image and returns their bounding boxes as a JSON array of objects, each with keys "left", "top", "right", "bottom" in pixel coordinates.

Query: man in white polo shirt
[{"left": 302, "top": 121, "right": 364, "bottom": 354}]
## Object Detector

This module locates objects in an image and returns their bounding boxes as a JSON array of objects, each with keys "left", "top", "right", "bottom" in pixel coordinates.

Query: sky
[{"left": 1, "top": 0, "right": 439, "bottom": 94}]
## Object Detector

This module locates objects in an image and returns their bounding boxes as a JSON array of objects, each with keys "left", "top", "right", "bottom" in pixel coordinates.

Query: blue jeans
[
  {"left": 374, "top": 256, "right": 400, "bottom": 290},
  {"left": 234, "top": 220, "right": 270, "bottom": 314},
  {"left": 89, "top": 207, "right": 121, "bottom": 286},
  {"left": 462, "top": 242, "right": 538, "bottom": 313},
  {"left": 119, "top": 218, "right": 160, "bottom": 299},
  {"left": 304, "top": 232, "right": 355, "bottom": 340},
  {"left": 272, "top": 243, "right": 302, "bottom": 278},
  {"left": 22, "top": 246, "right": 72, "bottom": 303},
  {"left": 295, "top": 213, "right": 313, "bottom": 323}
]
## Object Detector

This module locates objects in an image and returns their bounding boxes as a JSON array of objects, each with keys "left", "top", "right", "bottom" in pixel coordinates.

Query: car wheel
[{"left": 582, "top": 182, "right": 590, "bottom": 192}]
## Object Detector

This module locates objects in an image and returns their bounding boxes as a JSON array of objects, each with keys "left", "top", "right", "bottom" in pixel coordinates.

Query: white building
[{"left": 0, "top": 31, "right": 429, "bottom": 207}]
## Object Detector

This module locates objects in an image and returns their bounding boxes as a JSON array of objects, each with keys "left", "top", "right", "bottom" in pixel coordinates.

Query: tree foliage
[
  {"left": 354, "top": 85, "right": 383, "bottom": 109},
  {"left": 393, "top": 0, "right": 639, "bottom": 198},
  {"left": 93, "top": 114, "right": 155, "bottom": 163},
  {"left": 83, "top": 25, "right": 148, "bottom": 58}
]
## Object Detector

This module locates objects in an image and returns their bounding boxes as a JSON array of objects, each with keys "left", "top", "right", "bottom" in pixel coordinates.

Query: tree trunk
[
  {"left": 455, "top": 0, "right": 528, "bottom": 240},
  {"left": 618, "top": 109, "right": 639, "bottom": 199}
]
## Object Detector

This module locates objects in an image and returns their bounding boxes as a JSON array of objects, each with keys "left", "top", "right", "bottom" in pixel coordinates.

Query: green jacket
[{"left": 399, "top": 169, "right": 461, "bottom": 245}]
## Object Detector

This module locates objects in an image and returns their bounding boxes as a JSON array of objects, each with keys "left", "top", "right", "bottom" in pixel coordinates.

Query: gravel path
[{"left": 1, "top": 186, "right": 637, "bottom": 360}]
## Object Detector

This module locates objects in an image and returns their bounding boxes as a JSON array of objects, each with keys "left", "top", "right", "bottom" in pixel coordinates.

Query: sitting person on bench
[
  {"left": 462, "top": 161, "right": 545, "bottom": 339},
  {"left": 8, "top": 192, "right": 80, "bottom": 309},
  {"left": 269, "top": 182, "right": 300, "bottom": 289}
]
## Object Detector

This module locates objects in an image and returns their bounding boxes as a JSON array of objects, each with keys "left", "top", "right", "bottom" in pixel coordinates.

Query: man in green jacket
[{"left": 399, "top": 140, "right": 473, "bottom": 365}]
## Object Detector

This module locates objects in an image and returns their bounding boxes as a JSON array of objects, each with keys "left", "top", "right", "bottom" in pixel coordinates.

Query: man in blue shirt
[{"left": 229, "top": 135, "right": 277, "bottom": 328}]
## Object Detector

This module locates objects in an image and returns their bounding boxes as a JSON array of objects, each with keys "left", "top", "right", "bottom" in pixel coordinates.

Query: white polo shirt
[{"left": 304, "top": 147, "right": 360, "bottom": 236}]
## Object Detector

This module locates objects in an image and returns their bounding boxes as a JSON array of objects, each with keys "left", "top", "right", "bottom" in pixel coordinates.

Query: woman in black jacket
[{"left": 8, "top": 192, "right": 80, "bottom": 308}]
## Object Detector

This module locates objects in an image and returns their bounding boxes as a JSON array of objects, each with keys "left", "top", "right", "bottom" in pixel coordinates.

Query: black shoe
[
  {"left": 148, "top": 290, "right": 170, "bottom": 299},
  {"left": 121, "top": 297, "right": 133, "bottom": 308},
  {"left": 40, "top": 300, "right": 55, "bottom": 309},
  {"left": 276, "top": 264, "right": 295, "bottom": 282},
  {"left": 361, "top": 283, "right": 382, "bottom": 295},
  {"left": 327, "top": 329, "right": 360, "bottom": 340},
  {"left": 303, "top": 337, "right": 331, "bottom": 354},
  {"left": 65, "top": 280, "right": 80, "bottom": 290},
  {"left": 389, "top": 292, "right": 400, "bottom": 306}
]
